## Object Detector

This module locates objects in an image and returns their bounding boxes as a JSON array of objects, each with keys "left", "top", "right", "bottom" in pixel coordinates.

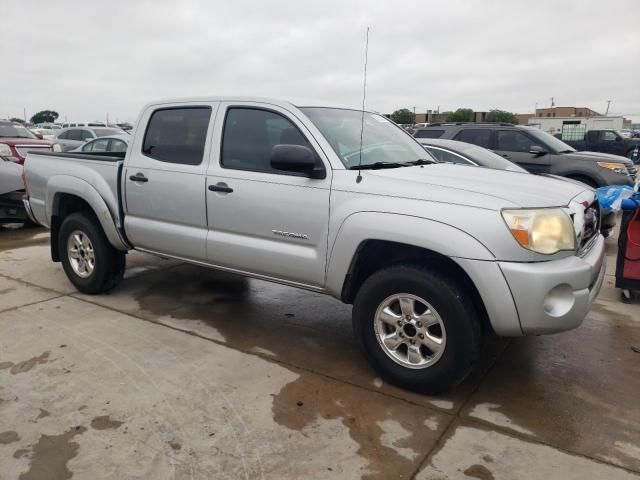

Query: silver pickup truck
[{"left": 23, "top": 97, "right": 606, "bottom": 393}]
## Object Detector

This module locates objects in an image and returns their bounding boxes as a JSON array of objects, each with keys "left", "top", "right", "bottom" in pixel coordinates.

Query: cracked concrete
[{"left": 0, "top": 226, "right": 638, "bottom": 479}]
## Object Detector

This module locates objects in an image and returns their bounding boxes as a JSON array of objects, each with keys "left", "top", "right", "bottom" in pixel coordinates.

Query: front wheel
[
  {"left": 352, "top": 265, "right": 482, "bottom": 394},
  {"left": 59, "top": 212, "right": 126, "bottom": 294}
]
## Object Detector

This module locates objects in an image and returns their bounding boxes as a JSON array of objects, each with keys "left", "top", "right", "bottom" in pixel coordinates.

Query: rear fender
[{"left": 47, "top": 175, "right": 128, "bottom": 251}]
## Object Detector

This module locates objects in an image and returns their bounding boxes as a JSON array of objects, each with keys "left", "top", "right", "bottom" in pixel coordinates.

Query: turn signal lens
[{"left": 501, "top": 208, "right": 576, "bottom": 254}]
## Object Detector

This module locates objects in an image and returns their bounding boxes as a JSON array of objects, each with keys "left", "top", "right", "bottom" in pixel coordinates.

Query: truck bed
[{"left": 23, "top": 151, "right": 125, "bottom": 230}]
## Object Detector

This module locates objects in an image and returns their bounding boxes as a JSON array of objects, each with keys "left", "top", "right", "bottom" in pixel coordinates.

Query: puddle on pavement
[
  {"left": 464, "top": 310, "right": 640, "bottom": 471},
  {"left": 1, "top": 351, "right": 51, "bottom": 375},
  {"left": 0, "top": 226, "right": 49, "bottom": 252},
  {"left": 90, "top": 415, "right": 124, "bottom": 430},
  {"left": 271, "top": 373, "right": 443, "bottom": 479},
  {"left": 463, "top": 464, "right": 495, "bottom": 480},
  {"left": 130, "top": 267, "right": 445, "bottom": 477},
  {"left": 0, "top": 430, "right": 20, "bottom": 444},
  {"left": 18, "top": 426, "right": 87, "bottom": 480}
]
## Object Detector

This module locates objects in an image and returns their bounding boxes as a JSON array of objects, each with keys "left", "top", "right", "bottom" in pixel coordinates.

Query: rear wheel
[
  {"left": 352, "top": 264, "right": 482, "bottom": 394},
  {"left": 59, "top": 212, "right": 125, "bottom": 294}
]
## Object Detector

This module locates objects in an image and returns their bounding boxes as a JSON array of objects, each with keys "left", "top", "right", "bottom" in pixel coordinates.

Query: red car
[{"left": 0, "top": 120, "right": 59, "bottom": 164}]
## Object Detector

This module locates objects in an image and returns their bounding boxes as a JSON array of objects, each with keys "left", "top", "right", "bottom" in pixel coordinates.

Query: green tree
[
  {"left": 486, "top": 109, "right": 518, "bottom": 124},
  {"left": 446, "top": 108, "right": 474, "bottom": 122},
  {"left": 9, "top": 117, "right": 25, "bottom": 124},
  {"left": 30, "top": 110, "right": 59, "bottom": 124},
  {"left": 390, "top": 108, "right": 414, "bottom": 124}
]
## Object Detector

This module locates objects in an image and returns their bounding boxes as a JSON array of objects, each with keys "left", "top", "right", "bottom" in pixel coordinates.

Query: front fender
[
  {"left": 324, "top": 211, "right": 495, "bottom": 297},
  {"left": 46, "top": 175, "right": 128, "bottom": 251}
]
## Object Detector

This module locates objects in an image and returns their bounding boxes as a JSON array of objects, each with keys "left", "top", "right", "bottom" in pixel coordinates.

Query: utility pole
[
  {"left": 23, "top": 107, "right": 26, "bottom": 122},
  {"left": 605, "top": 100, "right": 611, "bottom": 115},
  {"left": 413, "top": 106, "right": 416, "bottom": 124},
  {"left": 550, "top": 97, "right": 554, "bottom": 107}
]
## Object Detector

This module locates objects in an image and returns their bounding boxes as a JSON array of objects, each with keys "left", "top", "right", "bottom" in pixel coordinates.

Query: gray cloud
[{"left": 2, "top": 0, "right": 639, "bottom": 123}]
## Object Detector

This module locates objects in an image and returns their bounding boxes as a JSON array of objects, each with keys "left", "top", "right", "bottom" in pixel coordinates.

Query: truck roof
[{"left": 142, "top": 96, "right": 372, "bottom": 113}]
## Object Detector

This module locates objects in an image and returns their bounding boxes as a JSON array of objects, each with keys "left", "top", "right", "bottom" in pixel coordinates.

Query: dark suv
[{"left": 414, "top": 123, "right": 636, "bottom": 189}]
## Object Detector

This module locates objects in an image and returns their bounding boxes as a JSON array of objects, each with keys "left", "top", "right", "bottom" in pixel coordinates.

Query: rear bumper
[
  {"left": 22, "top": 194, "right": 38, "bottom": 223},
  {"left": 498, "top": 234, "right": 606, "bottom": 335}
]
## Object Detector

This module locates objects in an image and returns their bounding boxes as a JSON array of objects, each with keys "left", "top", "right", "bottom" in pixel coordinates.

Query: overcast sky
[{"left": 2, "top": 0, "right": 639, "bottom": 123}]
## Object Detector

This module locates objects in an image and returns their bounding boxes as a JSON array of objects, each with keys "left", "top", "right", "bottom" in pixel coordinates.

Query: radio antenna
[{"left": 356, "top": 27, "right": 370, "bottom": 184}]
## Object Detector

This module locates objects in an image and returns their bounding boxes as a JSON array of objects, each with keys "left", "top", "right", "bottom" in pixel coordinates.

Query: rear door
[
  {"left": 123, "top": 102, "right": 218, "bottom": 261},
  {"left": 493, "top": 129, "right": 551, "bottom": 173},
  {"left": 204, "top": 102, "right": 331, "bottom": 287}
]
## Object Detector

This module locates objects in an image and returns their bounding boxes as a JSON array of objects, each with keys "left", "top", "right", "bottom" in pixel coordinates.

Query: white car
[{"left": 70, "top": 134, "right": 129, "bottom": 154}]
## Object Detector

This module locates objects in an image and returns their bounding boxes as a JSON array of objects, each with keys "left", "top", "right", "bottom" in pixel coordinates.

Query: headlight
[
  {"left": 501, "top": 208, "right": 576, "bottom": 254},
  {"left": 597, "top": 162, "right": 627, "bottom": 175},
  {"left": 52, "top": 143, "right": 62, "bottom": 152},
  {"left": 0, "top": 143, "right": 12, "bottom": 157}
]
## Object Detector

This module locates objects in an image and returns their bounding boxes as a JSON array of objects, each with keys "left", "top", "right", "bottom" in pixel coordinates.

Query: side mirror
[
  {"left": 33, "top": 132, "right": 44, "bottom": 140},
  {"left": 270, "top": 144, "right": 325, "bottom": 179},
  {"left": 529, "top": 145, "right": 547, "bottom": 156}
]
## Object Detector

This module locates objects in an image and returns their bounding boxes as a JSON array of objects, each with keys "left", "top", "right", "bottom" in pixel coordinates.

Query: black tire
[
  {"left": 352, "top": 264, "right": 482, "bottom": 394},
  {"left": 59, "top": 212, "right": 126, "bottom": 294}
]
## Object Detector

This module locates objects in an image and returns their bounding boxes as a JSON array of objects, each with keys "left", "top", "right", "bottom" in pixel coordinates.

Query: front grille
[
  {"left": 15, "top": 145, "right": 51, "bottom": 159},
  {"left": 580, "top": 200, "right": 600, "bottom": 252}
]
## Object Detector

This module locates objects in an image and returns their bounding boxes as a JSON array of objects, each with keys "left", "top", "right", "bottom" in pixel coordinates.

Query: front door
[
  {"left": 205, "top": 103, "right": 331, "bottom": 288},
  {"left": 493, "top": 129, "right": 551, "bottom": 173},
  {"left": 124, "top": 103, "right": 218, "bottom": 261}
]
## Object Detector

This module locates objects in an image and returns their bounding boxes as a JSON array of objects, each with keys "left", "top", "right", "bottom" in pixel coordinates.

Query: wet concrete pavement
[{"left": 0, "top": 226, "right": 639, "bottom": 479}]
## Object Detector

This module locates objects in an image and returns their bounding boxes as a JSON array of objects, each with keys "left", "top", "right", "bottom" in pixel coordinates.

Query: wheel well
[
  {"left": 341, "top": 240, "right": 491, "bottom": 332},
  {"left": 565, "top": 174, "right": 598, "bottom": 189},
  {"left": 50, "top": 193, "right": 96, "bottom": 262}
]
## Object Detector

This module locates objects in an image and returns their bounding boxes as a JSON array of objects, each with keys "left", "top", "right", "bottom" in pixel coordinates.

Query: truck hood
[
  {"left": 362, "top": 163, "right": 587, "bottom": 209},
  {"left": 560, "top": 150, "right": 634, "bottom": 165}
]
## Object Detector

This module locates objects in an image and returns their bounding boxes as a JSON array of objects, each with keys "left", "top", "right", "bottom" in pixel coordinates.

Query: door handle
[
  {"left": 501, "top": 153, "right": 510, "bottom": 158},
  {"left": 129, "top": 173, "right": 148, "bottom": 183},
  {"left": 208, "top": 183, "right": 233, "bottom": 193}
]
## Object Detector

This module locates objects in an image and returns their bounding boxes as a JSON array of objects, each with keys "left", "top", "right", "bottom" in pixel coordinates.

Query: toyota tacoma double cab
[{"left": 23, "top": 97, "right": 606, "bottom": 393}]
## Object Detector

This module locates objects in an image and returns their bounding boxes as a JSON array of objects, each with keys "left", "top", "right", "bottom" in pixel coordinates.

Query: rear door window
[
  {"left": 495, "top": 130, "right": 540, "bottom": 152},
  {"left": 67, "top": 129, "right": 83, "bottom": 141},
  {"left": 414, "top": 129, "right": 444, "bottom": 139},
  {"left": 142, "top": 107, "right": 212, "bottom": 165},
  {"left": 80, "top": 130, "right": 94, "bottom": 141},
  {"left": 453, "top": 129, "right": 492, "bottom": 148}
]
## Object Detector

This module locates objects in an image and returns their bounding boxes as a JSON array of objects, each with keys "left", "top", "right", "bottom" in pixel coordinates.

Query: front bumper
[
  {"left": 498, "top": 234, "right": 606, "bottom": 335},
  {"left": 0, "top": 191, "right": 27, "bottom": 223}
]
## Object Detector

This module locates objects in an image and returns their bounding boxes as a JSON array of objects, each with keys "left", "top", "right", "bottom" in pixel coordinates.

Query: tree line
[
  {"left": 390, "top": 108, "right": 518, "bottom": 124},
  {"left": 9, "top": 110, "right": 59, "bottom": 125}
]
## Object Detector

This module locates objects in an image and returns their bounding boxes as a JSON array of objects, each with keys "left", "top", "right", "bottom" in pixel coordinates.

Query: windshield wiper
[
  {"left": 407, "top": 158, "right": 437, "bottom": 165},
  {"left": 350, "top": 162, "right": 407, "bottom": 170},
  {"left": 350, "top": 159, "right": 437, "bottom": 170}
]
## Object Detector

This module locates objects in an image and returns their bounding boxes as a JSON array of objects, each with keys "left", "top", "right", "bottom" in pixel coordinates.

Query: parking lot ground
[{"left": 1, "top": 226, "right": 639, "bottom": 479}]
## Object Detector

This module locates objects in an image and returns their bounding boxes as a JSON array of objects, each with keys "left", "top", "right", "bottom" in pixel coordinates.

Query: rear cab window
[{"left": 142, "top": 107, "right": 212, "bottom": 165}]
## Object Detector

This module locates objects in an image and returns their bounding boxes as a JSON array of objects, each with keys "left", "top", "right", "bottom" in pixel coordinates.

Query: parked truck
[
  {"left": 23, "top": 97, "right": 606, "bottom": 393},
  {"left": 557, "top": 129, "right": 640, "bottom": 160}
]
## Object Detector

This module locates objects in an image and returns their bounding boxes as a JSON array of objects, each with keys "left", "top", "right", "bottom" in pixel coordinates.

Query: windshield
[
  {"left": 300, "top": 107, "right": 429, "bottom": 168},
  {"left": 0, "top": 123, "right": 36, "bottom": 139},
  {"left": 526, "top": 128, "right": 575, "bottom": 153},
  {"left": 93, "top": 128, "right": 125, "bottom": 137},
  {"left": 457, "top": 144, "right": 527, "bottom": 173}
]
